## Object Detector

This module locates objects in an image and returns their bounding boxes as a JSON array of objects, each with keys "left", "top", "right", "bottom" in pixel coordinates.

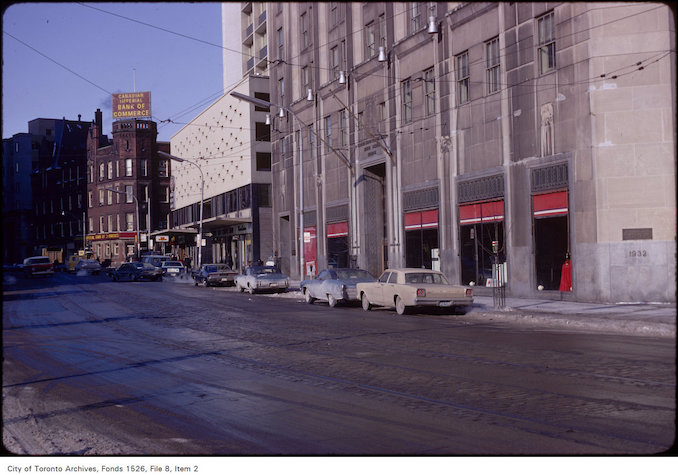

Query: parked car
[
  {"left": 111, "top": 262, "right": 163, "bottom": 282},
  {"left": 235, "top": 265, "right": 289, "bottom": 294},
  {"left": 193, "top": 263, "right": 238, "bottom": 287},
  {"left": 74, "top": 259, "right": 101, "bottom": 275},
  {"left": 301, "top": 268, "right": 376, "bottom": 307},
  {"left": 161, "top": 260, "right": 186, "bottom": 278},
  {"left": 356, "top": 268, "right": 473, "bottom": 315},
  {"left": 22, "top": 256, "right": 54, "bottom": 278}
]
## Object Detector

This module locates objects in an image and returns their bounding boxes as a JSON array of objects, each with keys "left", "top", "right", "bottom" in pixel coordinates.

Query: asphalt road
[{"left": 2, "top": 272, "right": 675, "bottom": 455}]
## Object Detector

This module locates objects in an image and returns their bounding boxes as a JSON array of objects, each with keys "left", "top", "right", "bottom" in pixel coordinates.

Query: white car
[
  {"left": 161, "top": 260, "right": 186, "bottom": 278},
  {"left": 356, "top": 268, "right": 473, "bottom": 315},
  {"left": 235, "top": 265, "right": 289, "bottom": 294}
]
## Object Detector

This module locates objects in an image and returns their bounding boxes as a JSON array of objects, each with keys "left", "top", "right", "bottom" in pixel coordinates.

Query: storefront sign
[
  {"left": 86, "top": 232, "right": 137, "bottom": 241},
  {"left": 156, "top": 235, "right": 169, "bottom": 242},
  {"left": 112, "top": 92, "right": 151, "bottom": 119}
]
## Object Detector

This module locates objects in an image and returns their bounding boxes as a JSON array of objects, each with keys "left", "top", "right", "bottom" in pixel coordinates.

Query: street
[{"left": 2, "top": 272, "right": 675, "bottom": 455}]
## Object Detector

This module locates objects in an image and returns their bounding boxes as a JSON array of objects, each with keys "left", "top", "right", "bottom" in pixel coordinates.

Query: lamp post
[
  {"left": 106, "top": 188, "right": 140, "bottom": 259},
  {"left": 158, "top": 151, "right": 204, "bottom": 269},
  {"left": 231, "top": 90, "right": 307, "bottom": 281}
]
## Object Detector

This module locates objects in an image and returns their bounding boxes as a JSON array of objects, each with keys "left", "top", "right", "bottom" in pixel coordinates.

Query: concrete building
[
  {"left": 86, "top": 110, "right": 171, "bottom": 266},
  {"left": 266, "top": 2, "right": 675, "bottom": 303},
  {"left": 168, "top": 3, "right": 273, "bottom": 271}
]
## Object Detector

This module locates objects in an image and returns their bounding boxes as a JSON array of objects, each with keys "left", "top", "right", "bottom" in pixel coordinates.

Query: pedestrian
[{"left": 559, "top": 253, "right": 572, "bottom": 292}]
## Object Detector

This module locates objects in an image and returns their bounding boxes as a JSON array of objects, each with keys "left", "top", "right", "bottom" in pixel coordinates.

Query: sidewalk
[{"left": 286, "top": 280, "right": 676, "bottom": 338}]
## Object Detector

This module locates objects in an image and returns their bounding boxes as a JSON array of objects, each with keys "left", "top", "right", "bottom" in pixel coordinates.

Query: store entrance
[{"left": 534, "top": 215, "right": 569, "bottom": 290}]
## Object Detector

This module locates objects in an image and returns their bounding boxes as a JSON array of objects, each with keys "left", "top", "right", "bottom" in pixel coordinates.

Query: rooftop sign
[{"left": 112, "top": 92, "right": 151, "bottom": 119}]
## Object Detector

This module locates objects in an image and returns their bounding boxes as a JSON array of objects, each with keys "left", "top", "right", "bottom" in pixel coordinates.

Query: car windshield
[
  {"left": 335, "top": 269, "right": 374, "bottom": 280},
  {"left": 216, "top": 265, "right": 232, "bottom": 271},
  {"left": 28, "top": 257, "right": 50, "bottom": 264},
  {"left": 251, "top": 266, "right": 281, "bottom": 274},
  {"left": 404, "top": 272, "right": 449, "bottom": 284},
  {"left": 164, "top": 261, "right": 183, "bottom": 267}
]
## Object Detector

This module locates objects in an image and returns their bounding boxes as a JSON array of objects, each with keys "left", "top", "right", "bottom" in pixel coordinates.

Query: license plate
[
  {"left": 439, "top": 301, "right": 453, "bottom": 307},
  {"left": 221, "top": 278, "right": 228, "bottom": 281}
]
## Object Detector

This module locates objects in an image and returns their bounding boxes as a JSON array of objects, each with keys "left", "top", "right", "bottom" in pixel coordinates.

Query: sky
[{"left": 2, "top": 2, "right": 242, "bottom": 142}]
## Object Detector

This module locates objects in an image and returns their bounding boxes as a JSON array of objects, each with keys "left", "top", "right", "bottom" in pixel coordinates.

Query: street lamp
[
  {"left": 158, "top": 151, "right": 204, "bottom": 269},
  {"left": 106, "top": 187, "right": 140, "bottom": 260}
]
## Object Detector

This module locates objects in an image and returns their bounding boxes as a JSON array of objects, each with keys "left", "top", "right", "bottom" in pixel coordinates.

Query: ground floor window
[
  {"left": 459, "top": 201, "right": 504, "bottom": 286},
  {"left": 327, "top": 221, "right": 349, "bottom": 268},
  {"left": 405, "top": 209, "right": 439, "bottom": 270},
  {"left": 533, "top": 191, "right": 570, "bottom": 290}
]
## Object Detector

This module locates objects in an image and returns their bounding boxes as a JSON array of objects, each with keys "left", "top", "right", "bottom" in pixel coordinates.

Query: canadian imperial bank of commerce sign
[{"left": 112, "top": 92, "right": 151, "bottom": 119}]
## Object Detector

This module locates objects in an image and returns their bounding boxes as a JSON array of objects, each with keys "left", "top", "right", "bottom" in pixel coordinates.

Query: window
[
  {"left": 340, "top": 110, "right": 348, "bottom": 147},
  {"left": 107, "top": 189, "right": 113, "bottom": 205},
  {"left": 116, "top": 214, "right": 121, "bottom": 232},
  {"left": 379, "top": 14, "right": 387, "bottom": 48},
  {"left": 116, "top": 160, "right": 119, "bottom": 178},
  {"left": 424, "top": 68, "right": 436, "bottom": 115},
  {"left": 125, "top": 185, "right": 134, "bottom": 203},
  {"left": 278, "top": 28, "right": 284, "bottom": 61},
  {"left": 324, "top": 115, "right": 332, "bottom": 152},
  {"left": 486, "top": 37, "right": 500, "bottom": 94},
  {"left": 89, "top": 165, "right": 94, "bottom": 183},
  {"left": 125, "top": 158, "right": 133, "bottom": 176},
  {"left": 99, "top": 189, "right": 104, "bottom": 206},
  {"left": 158, "top": 159, "right": 168, "bottom": 177},
  {"left": 256, "top": 152, "right": 272, "bottom": 171},
  {"left": 329, "top": 2, "right": 338, "bottom": 27},
  {"left": 126, "top": 213, "right": 135, "bottom": 231},
  {"left": 401, "top": 79, "right": 412, "bottom": 123},
  {"left": 99, "top": 216, "right": 105, "bottom": 233},
  {"left": 255, "top": 122, "right": 271, "bottom": 142},
  {"left": 88, "top": 191, "right": 93, "bottom": 208},
  {"left": 88, "top": 218, "right": 93, "bottom": 233},
  {"left": 456, "top": 51, "right": 470, "bottom": 104},
  {"left": 365, "top": 21, "right": 376, "bottom": 59},
  {"left": 330, "top": 46, "right": 339, "bottom": 77},
  {"left": 99, "top": 163, "right": 105, "bottom": 180},
  {"left": 140, "top": 159, "right": 148, "bottom": 176},
  {"left": 279, "top": 77, "right": 285, "bottom": 101},
  {"left": 538, "top": 12, "right": 555, "bottom": 74},
  {"left": 142, "top": 185, "right": 149, "bottom": 202},
  {"left": 299, "top": 66, "right": 310, "bottom": 98},
  {"left": 107, "top": 215, "right": 113, "bottom": 234},
  {"left": 301, "top": 12, "right": 309, "bottom": 49},
  {"left": 409, "top": 3, "right": 423, "bottom": 34},
  {"left": 113, "top": 242, "right": 119, "bottom": 256},
  {"left": 161, "top": 186, "right": 169, "bottom": 203},
  {"left": 107, "top": 161, "right": 113, "bottom": 179}
]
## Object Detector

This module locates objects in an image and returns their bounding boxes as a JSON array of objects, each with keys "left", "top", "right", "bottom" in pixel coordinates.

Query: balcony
[
  {"left": 242, "top": 23, "right": 253, "bottom": 46},
  {"left": 246, "top": 56, "right": 255, "bottom": 72}
]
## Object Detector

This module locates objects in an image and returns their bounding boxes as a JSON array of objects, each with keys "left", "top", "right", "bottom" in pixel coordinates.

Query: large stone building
[
  {"left": 86, "top": 110, "right": 171, "bottom": 265},
  {"left": 263, "top": 2, "right": 675, "bottom": 303}
]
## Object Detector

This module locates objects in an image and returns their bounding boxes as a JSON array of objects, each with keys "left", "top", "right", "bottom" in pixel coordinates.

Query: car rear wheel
[
  {"left": 361, "top": 293, "right": 371, "bottom": 311},
  {"left": 248, "top": 285, "right": 255, "bottom": 295},
  {"left": 395, "top": 296, "right": 407, "bottom": 315},
  {"left": 304, "top": 289, "right": 315, "bottom": 304},
  {"left": 328, "top": 294, "right": 338, "bottom": 308}
]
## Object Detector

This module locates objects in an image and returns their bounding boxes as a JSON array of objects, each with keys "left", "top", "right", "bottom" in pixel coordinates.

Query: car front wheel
[
  {"left": 328, "top": 294, "right": 338, "bottom": 308},
  {"left": 304, "top": 289, "right": 315, "bottom": 304},
  {"left": 361, "top": 293, "right": 371, "bottom": 311}
]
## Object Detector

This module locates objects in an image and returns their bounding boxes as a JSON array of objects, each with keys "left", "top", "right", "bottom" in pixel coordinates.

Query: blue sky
[{"left": 2, "top": 2, "right": 241, "bottom": 142}]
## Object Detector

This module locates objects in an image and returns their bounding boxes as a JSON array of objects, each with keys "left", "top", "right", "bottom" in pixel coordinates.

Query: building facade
[
  {"left": 86, "top": 113, "right": 171, "bottom": 266},
  {"left": 265, "top": 2, "right": 675, "bottom": 303},
  {"left": 169, "top": 75, "right": 273, "bottom": 271}
]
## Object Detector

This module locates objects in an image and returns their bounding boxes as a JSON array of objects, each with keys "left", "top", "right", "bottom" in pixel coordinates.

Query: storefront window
[
  {"left": 405, "top": 210, "right": 439, "bottom": 270},
  {"left": 459, "top": 201, "right": 504, "bottom": 286}
]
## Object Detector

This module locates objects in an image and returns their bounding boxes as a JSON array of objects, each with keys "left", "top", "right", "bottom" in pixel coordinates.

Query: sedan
[
  {"left": 193, "top": 264, "right": 238, "bottom": 287},
  {"left": 301, "top": 268, "right": 376, "bottom": 307},
  {"left": 161, "top": 261, "right": 186, "bottom": 278},
  {"left": 75, "top": 259, "right": 102, "bottom": 275},
  {"left": 235, "top": 265, "right": 289, "bottom": 294},
  {"left": 356, "top": 268, "right": 473, "bottom": 315},
  {"left": 111, "top": 262, "right": 163, "bottom": 282}
]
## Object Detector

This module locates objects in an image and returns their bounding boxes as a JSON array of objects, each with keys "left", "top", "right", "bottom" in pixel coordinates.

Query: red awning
[
  {"left": 405, "top": 210, "right": 438, "bottom": 230},
  {"left": 327, "top": 221, "right": 348, "bottom": 238},
  {"left": 533, "top": 191, "right": 568, "bottom": 218},
  {"left": 459, "top": 201, "right": 504, "bottom": 224}
]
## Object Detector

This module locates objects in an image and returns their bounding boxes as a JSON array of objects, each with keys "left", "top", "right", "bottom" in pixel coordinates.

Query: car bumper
[{"left": 413, "top": 297, "right": 474, "bottom": 308}]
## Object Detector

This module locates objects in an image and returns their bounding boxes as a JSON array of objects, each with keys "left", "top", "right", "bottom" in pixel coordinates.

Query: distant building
[
  {"left": 2, "top": 133, "right": 36, "bottom": 264},
  {"left": 23, "top": 116, "right": 91, "bottom": 263},
  {"left": 86, "top": 111, "right": 171, "bottom": 266}
]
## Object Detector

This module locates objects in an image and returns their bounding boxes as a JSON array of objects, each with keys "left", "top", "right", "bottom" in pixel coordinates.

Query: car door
[
  {"left": 382, "top": 271, "right": 400, "bottom": 305},
  {"left": 316, "top": 270, "right": 331, "bottom": 299},
  {"left": 371, "top": 271, "right": 390, "bottom": 306}
]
